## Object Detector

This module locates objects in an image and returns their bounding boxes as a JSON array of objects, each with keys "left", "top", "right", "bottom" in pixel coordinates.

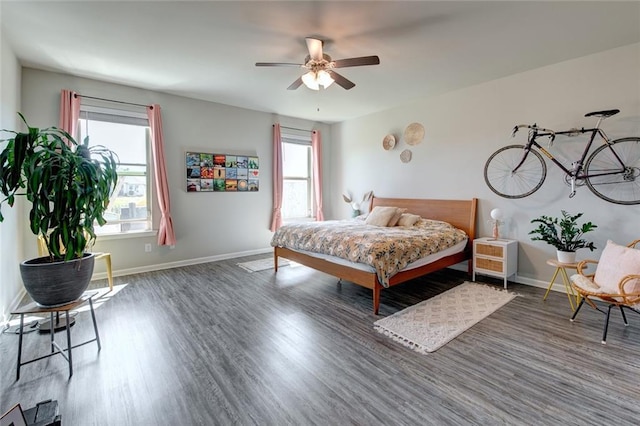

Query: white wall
[
  {"left": 19, "top": 69, "right": 331, "bottom": 277},
  {"left": 331, "top": 43, "right": 640, "bottom": 284},
  {"left": 0, "top": 29, "right": 23, "bottom": 323},
  {"left": 6, "top": 43, "right": 639, "bottom": 311}
]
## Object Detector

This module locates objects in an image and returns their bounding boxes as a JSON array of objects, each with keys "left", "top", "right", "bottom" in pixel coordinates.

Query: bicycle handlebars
[{"left": 511, "top": 124, "right": 556, "bottom": 137}]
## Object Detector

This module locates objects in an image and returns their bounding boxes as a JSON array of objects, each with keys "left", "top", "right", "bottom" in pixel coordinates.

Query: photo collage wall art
[{"left": 186, "top": 152, "right": 259, "bottom": 192}]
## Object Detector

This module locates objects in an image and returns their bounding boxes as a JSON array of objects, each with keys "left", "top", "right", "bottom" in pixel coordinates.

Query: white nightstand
[{"left": 472, "top": 237, "right": 518, "bottom": 288}]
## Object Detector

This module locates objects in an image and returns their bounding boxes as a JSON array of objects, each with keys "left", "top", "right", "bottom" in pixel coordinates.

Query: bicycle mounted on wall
[{"left": 484, "top": 109, "right": 640, "bottom": 205}]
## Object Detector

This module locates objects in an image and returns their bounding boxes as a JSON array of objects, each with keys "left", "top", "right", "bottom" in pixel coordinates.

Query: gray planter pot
[{"left": 20, "top": 253, "right": 96, "bottom": 307}]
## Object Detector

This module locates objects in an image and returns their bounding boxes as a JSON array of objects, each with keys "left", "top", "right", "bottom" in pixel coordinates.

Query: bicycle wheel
[
  {"left": 584, "top": 137, "right": 640, "bottom": 205},
  {"left": 484, "top": 145, "right": 546, "bottom": 198}
]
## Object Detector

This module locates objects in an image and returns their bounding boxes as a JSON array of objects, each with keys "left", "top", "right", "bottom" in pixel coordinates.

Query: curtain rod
[
  {"left": 276, "top": 125, "right": 312, "bottom": 132},
  {"left": 74, "top": 93, "right": 152, "bottom": 109}
]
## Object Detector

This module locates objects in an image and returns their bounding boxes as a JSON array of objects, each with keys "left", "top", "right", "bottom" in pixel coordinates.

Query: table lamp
[{"left": 490, "top": 208, "right": 504, "bottom": 240}]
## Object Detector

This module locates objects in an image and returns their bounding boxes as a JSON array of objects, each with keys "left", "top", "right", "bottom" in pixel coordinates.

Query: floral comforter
[{"left": 271, "top": 219, "right": 468, "bottom": 287}]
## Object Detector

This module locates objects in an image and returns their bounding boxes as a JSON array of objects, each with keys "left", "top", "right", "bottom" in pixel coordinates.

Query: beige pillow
[
  {"left": 365, "top": 206, "right": 399, "bottom": 227},
  {"left": 387, "top": 208, "right": 407, "bottom": 227},
  {"left": 594, "top": 240, "right": 640, "bottom": 294},
  {"left": 396, "top": 213, "right": 421, "bottom": 227}
]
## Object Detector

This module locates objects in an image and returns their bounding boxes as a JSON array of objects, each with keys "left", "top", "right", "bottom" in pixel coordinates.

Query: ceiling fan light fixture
[
  {"left": 317, "top": 70, "right": 334, "bottom": 88},
  {"left": 301, "top": 71, "right": 320, "bottom": 90}
]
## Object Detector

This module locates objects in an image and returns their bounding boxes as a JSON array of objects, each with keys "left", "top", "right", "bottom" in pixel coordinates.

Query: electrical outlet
[{"left": 145, "top": 243, "right": 152, "bottom": 253}]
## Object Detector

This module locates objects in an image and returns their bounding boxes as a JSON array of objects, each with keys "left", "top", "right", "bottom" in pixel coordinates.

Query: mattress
[{"left": 286, "top": 238, "right": 468, "bottom": 273}]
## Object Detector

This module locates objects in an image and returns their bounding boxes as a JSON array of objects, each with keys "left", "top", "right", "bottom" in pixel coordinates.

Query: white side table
[{"left": 472, "top": 237, "right": 518, "bottom": 288}]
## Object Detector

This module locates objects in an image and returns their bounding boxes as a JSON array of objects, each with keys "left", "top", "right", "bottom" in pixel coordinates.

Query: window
[
  {"left": 281, "top": 135, "right": 313, "bottom": 219},
  {"left": 78, "top": 107, "right": 152, "bottom": 235}
]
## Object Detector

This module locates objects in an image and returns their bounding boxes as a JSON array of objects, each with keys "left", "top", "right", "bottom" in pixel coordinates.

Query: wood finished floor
[{"left": 1, "top": 257, "right": 639, "bottom": 425}]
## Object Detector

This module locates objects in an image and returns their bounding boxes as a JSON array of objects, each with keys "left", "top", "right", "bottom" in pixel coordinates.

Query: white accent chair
[{"left": 570, "top": 239, "right": 640, "bottom": 344}]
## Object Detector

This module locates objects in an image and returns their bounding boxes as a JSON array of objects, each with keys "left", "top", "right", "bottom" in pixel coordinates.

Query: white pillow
[
  {"left": 387, "top": 208, "right": 407, "bottom": 227},
  {"left": 396, "top": 213, "right": 421, "bottom": 227},
  {"left": 594, "top": 240, "right": 640, "bottom": 295},
  {"left": 365, "top": 206, "right": 400, "bottom": 227}
]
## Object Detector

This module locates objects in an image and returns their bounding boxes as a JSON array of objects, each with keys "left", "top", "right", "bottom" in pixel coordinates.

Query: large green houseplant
[
  {"left": 0, "top": 113, "right": 118, "bottom": 306},
  {"left": 529, "top": 210, "right": 597, "bottom": 263}
]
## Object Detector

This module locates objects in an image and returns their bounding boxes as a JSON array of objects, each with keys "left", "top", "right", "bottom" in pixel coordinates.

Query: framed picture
[
  {"left": 1, "top": 404, "right": 27, "bottom": 426},
  {"left": 186, "top": 152, "right": 258, "bottom": 192}
]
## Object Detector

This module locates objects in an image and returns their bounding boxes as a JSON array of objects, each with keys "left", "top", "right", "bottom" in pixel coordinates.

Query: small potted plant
[
  {"left": 0, "top": 113, "right": 118, "bottom": 306},
  {"left": 529, "top": 210, "right": 597, "bottom": 263}
]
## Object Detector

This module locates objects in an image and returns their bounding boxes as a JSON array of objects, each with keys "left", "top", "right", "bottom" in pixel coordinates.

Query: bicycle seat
[{"left": 585, "top": 109, "right": 620, "bottom": 118}]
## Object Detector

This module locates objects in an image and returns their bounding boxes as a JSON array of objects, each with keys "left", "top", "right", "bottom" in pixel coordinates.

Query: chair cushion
[
  {"left": 594, "top": 240, "right": 640, "bottom": 295},
  {"left": 365, "top": 206, "right": 400, "bottom": 227},
  {"left": 570, "top": 274, "right": 604, "bottom": 293}
]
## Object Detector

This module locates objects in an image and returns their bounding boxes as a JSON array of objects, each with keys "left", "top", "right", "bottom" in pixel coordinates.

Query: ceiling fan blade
[
  {"left": 256, "top": 62, "right": 303, "bottom": 67},
  {"left": 305, "top": 37, "right": 323, "bottom": 61},
  {"left": 328, "top": 71, "right": 355, "bottom": 90},
  {"left": 287, "top": 77, "right": 303, "bottom": 90},
  {"left": 332, "top": 56, "right": 380, "bottom": 68}
]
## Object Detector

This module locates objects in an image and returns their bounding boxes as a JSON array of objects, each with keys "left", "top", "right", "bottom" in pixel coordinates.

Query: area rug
[
  {"left": 374, "top": 282, "right": 516, "bottom": 353},
  {"left": 237, "top": 257, "right": 291, "bottom": 272}
]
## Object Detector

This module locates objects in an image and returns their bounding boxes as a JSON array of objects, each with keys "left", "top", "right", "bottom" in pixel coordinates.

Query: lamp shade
[
  {"left": 490, "top": 208, "right": 504, "bottom": 221},
  {"left": 302, "top": 70, "right": 334, "bottom": 90},
  {"left": 317, "top": 70, "right": 334, "bottom": 88},
  {"left": 301, "top": 71, "right": 319, "bottom": 90}
]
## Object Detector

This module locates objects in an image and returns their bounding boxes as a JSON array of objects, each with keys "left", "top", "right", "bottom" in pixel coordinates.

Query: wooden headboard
[{"left": 369, "top": 197, "right": 478, "bottom": 241}]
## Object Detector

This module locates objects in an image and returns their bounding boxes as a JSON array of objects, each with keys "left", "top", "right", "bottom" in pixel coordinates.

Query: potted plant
[
  {"left": 0, "top": 113, "right": 118, "bottom": 306},
  {"left": 529, "top": 210, "right": 597, "bottom": 263}
]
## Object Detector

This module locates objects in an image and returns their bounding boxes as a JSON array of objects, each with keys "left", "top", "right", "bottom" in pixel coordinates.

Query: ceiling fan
[{"left": 255, "top": 37, "right": 380, "bottom": 91}]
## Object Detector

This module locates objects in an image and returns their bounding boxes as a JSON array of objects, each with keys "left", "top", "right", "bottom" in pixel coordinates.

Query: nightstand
[{"left": 473, "top": 237, "right": 518, "bottom": 288}]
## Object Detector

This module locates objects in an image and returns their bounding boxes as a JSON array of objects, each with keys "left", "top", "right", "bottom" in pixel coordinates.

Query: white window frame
[
  {"left": 282, "top": 134, "right": 313, "bottom": 220},
  {"left": 78, "top": 105, "right": 154, "bottom": 237}
]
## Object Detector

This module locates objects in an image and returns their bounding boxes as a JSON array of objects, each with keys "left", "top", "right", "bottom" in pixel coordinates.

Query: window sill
[
  {"left": 95, "top": 230, "right": 158, "bottom": 241},
  {"left": 283, "top": 217, "right": 315, "bottom": 224}
]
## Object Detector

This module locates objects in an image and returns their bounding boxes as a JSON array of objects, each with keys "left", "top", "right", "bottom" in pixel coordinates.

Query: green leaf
[
  {"left": 530, "top": 211, "right": 597, "bottom": 251},
  {"left": 0, "top": 113, "right": 118, "bottom": 259}
]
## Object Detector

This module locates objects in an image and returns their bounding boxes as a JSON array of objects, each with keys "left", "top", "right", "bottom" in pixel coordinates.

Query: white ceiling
[{"left": 2, "top": 1, "right": 639, "bottom": 123}]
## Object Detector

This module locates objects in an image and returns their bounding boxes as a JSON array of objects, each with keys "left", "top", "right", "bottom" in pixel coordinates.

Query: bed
[{"left": 272, "top": 197, "right": 478, "bottom": 314}]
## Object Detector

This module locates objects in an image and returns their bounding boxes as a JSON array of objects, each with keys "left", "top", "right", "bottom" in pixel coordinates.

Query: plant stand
[
  {"left": 543, "top": 259, "right": 580, "bottom": 311},
  {"left": 37, "top": 312, "right": 76, "bottom": 333},
  {"left": 11, "top": 291, "right": 100, "bottom": 380}
]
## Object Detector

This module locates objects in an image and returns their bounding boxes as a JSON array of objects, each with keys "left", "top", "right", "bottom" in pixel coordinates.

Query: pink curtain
[
  {"left": 311, "top": 130, "right": 324, "bottom": 221},
  {"left": 147, "top": 104, "right": 176, "bottom": 246},
  {"left": 270, "top": 124, "right": 283, "bottom": 231},
  {"left": 59, "top": 89, "right": 80, "bottom": 145}
]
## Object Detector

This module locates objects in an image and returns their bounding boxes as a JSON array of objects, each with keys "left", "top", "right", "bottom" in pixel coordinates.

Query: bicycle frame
[{"left": 513, "top": 126, "right": 627, "bottom": 180}]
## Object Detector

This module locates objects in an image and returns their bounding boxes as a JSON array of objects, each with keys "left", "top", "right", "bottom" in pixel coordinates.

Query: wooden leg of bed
[
  {"left": 373, "top": 284, "right": 381, "bottom": 315},
  {"left": 274, "top": 250, "right": 278, "bottom": 272}
]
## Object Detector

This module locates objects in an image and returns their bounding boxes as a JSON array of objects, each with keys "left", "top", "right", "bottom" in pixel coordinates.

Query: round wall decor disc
[
  {"left": 382, "top": 134, "right": 396, "bottom": 150},
  {"left": 404, "top": 122, "right": 425, "bottom": 146},
  {"left": 400, "top": 149, "right": 412, "bottom": 163}
]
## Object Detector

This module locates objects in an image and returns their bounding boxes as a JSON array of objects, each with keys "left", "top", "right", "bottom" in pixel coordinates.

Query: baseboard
[
  {"left": 91, "top": 246, "right": 273, "bottom": 280},
  {"left": 2, "top": 287, "right": 27, "bottom": 329},
  {"left": 448, "top": 263, "right": 567, "bottom": 293}
]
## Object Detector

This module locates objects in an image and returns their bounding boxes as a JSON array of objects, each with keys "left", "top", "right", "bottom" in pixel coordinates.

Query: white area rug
[
  {"left": 237, "top": 257, "right": 291, "bottom": 272},
  {"left": 374, "top": 282, "right": 516, "bottom": 353}
]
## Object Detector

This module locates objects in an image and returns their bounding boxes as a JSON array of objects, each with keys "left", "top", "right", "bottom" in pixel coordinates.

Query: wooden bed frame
[{"left": 273, "top": 197, "right": 478, "bottom": 314}]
